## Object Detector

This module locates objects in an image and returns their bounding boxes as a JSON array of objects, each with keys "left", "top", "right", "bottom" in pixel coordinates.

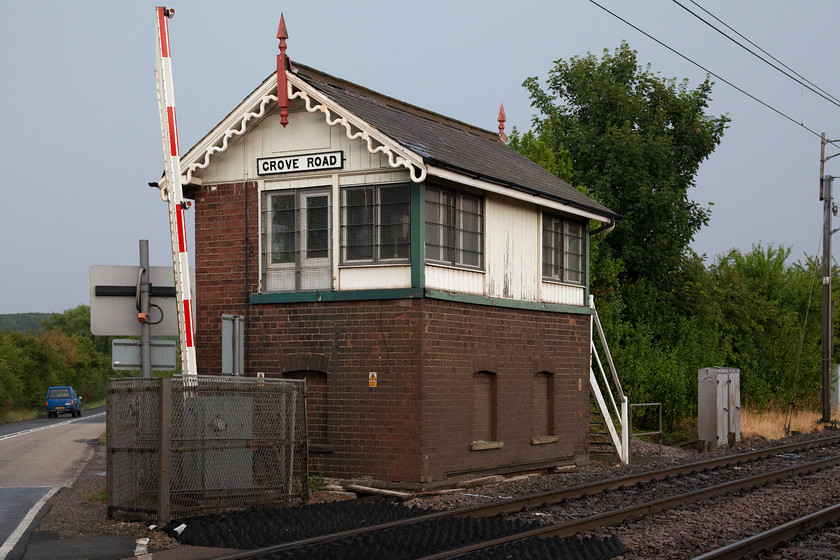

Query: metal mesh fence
[{"left": 106, "top": 375, "right": 308, "bottom": 524}]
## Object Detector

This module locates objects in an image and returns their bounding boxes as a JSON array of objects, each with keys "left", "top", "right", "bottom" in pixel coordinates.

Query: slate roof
[{"left": 292, "top": 62, "right": 617, "bottom": 221}]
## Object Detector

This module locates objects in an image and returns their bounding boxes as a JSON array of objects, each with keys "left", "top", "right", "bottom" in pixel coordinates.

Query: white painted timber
[
  {"left": 338, "top": 266, "right": 411, "bottom": 290},
  {"left": 194, "top": 103, "right": 396, "bottom": 185},
  {"left": 262, "top": 175, "right": 334, "bottom": 192},
  {"left": 427, "top": 166, "right": 612, "bottom": 224},
  {"left": 540, "top": 281, "right": 585, "bottom": 306},
  {"left": 484, "top": 195, "right": 539, "bottom": 301},
  {"left": 425, "top": 265, "right": 484, "bottom": 295},
  {"left": 339, "top": 170, "right": 410, "bottom": 186}
]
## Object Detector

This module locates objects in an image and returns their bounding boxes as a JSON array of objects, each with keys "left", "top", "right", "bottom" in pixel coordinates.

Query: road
[{"left": 0, "top": 407, "right": 105, "bottom": 560}]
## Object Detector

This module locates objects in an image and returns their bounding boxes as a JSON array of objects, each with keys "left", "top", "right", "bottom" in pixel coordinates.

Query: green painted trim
[
  {"left": 250, "top": 288, "right": 423, "bottom": 304},
  {"left": 410, "top": 182, "right": 426, "bottom": 289},
  {"left": 584, "top": 227, "right": 591, "bottom": 304},
  {"left": 250, "top": 286, "right": 590, "bottom": 314},
  {"left": 424, "top": 289, "right": 593, "bottom": 315}
]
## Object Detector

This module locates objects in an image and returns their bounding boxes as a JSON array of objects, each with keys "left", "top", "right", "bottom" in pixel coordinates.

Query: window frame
[
  {"left": 542, "top": 212, "right": 585, "bottom": 286},
  {"left": 340, "top": 183, "right": 411, "bottom": 266},
  {"left": 262, "top": 186, "right": 332, "bottom": 293},
  {"left": 425, "top": 185, "right": 484, "bottom": 270}
]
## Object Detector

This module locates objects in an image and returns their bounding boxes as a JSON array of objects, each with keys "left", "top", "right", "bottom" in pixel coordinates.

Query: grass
[
  {"left": 0, "top": 408, "right": 43, "bottom": 423},
  {"left": 87, "top": 489, "right": 107, "bottom": 503},
  {"left": 0, "top": 398, "right": 105, "bottom": 425},
  {"left": 741, "top": 406, "right": 824, "bottom": 440},
  {"left": 309, "top": 474, "right": 325, "bottom": 492}
]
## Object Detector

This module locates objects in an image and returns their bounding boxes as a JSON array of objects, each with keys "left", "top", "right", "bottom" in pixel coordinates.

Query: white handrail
[
  {"left": 589, "top": 296, "right": 629, "bottom": 464},
  {"left": 590, "top": 297, "right": 624, "bottom": 401},
  {"left": 592, "top": 339, "right": 620, "bottom": 419}
]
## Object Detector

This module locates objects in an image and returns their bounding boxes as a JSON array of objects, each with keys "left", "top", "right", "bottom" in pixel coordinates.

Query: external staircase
[{"left": 589, "top": 296, "right": 629, "bottom": 464}]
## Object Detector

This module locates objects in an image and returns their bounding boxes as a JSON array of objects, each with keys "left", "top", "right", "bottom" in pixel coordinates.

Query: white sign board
[
  {"left": 112, "top": 339, "right": 177, "bottom": 371},
  {"left": 256, "top": 150, "right": 343, "bottom": 176},
  {"left": 89, "top": 265, "right": 194, "bottom": 336}
]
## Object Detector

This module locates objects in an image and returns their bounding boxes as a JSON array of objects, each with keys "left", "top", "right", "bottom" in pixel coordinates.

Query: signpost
[
  {"left": 112, "top": 339, "right": 177, "bottom": 371},
  {"left": 90, "top": 240, "right": 193, "bottom": 377},
  {"left": 90, "top": 264, "right": 192, "bottom": 337}
]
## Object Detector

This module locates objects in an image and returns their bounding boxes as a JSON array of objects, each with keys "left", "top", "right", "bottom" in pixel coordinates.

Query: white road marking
[
  {"left": 0, "top": 412, "right": 105, "bottom": 441},
  {"left": 134, "top": 537, "right": 150, "bottom": 556},
  {"left": 0, "top": 487, "right": 59, "bottom": 560}
]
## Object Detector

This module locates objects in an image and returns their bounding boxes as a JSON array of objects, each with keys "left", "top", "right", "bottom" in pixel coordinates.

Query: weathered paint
[
  {"left": 425, "top": 265, "right": 484, "bottom": 295},
  {"left": 339, "top": 266, "right": 412, "bottom": 290},
  {"left": 540, "top": 281, "right": 586, "bottom": 306},
  {"left": 485, "top": 194, "right": 539, "bottom": 301}
]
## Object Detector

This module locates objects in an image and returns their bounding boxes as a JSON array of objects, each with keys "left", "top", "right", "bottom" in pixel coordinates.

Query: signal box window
[
  {"left": 341, "top": 184, "right": 410, "bottom": 265},
  {"left": 425, "top": 186, "right": 483, "bottom": 269},
  {"left": 262, "top": 187, "right": 331, "bottom": 292},
  {"left": 542, "top": 213, "right": 584, "bottom": 285}
]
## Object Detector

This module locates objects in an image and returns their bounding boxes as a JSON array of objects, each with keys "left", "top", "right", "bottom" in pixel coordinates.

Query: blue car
[{"left": 45, "top": 386, "right": 82, "bottom": 418}]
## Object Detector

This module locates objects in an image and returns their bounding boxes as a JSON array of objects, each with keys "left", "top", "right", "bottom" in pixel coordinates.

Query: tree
[
  {"left": 42, "top": 304, "right": 111, "bottom": 355},
  {"left": 522, "top": 41, "right": 730, "bottom": 283},
  {"left": 507, "top": 120, "right": 573, "bottom": 183},
  {"left": 0, "top": 306, "right": 120, "bottom": 414},
  {"left": 511, "top": 42, "right": 732, "bottom": 429},
  {"left": 710, "top": 244, "right": 823, "bottom": 407}
]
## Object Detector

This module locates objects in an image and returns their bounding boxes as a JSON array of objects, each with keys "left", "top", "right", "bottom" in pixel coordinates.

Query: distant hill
[{"left": 0, "top": 313, "right": 50, "bottom": 332}]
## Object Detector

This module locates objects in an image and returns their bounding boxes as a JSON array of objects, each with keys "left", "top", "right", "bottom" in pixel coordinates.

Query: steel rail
[
  {"left": 690, "top": 503, "right": 840, "bottom": 560},
  {"left": 415, "top": 455, "right": 840, "bottom": 560},
  {"left": 452, "top": 432, "right": 840, "bottom": 519},
  {"left": 210, "top": 434, "right": 840, "bottom": 560}
]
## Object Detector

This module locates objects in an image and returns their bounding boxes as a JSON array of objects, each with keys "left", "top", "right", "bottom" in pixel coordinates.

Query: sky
[{"left": 1, "top": 1, "right": 839, "bottom": 314}]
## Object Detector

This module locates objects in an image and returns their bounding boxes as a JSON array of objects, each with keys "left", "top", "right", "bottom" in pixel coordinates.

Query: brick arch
[
  {"left": 532, "top": 357, "right": 554, "bottom": 374},
  {"left": 472, "top": 356, "right": 500, "bottom": 373},
  {"left": 280, "top": 353, "right": 332, "bottom": 374}
]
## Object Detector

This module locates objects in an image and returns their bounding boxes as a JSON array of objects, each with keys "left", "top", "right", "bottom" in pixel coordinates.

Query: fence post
[
  {"left": 158, "top": 378, "right": 172, "bottom": 526},
  {"left": 621, "top": 396, "right": 630, "bottom": 464}
]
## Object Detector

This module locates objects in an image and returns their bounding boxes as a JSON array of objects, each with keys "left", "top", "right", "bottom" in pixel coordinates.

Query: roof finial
[
  {"left": 276, "top": 14, "right": 290, "bottom": 127},
  {"left": 498, "top": 103, "right": 507, "bottom": 143}
]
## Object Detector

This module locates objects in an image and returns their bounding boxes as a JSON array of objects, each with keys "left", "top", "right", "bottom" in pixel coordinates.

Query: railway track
[
  {"left": 692, "top": 504, "right": 840, "bottom": 559},
  {"left": 166, "top": 433, "right": 840, "bottom": 559}
]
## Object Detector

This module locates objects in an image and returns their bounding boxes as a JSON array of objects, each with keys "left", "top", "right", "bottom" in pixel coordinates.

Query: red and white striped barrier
[{"left": 155, "top": 6, "right": 196, "bottom": 377}]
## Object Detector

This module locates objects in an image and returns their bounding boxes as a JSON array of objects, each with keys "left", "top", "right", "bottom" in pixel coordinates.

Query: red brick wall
[
  {"left": 416, "top": 299, "right": 590, "bottom": 483},
  {"left": 193, "top": 181, "right": 591, "bottom": 486},
  {"left": 194, "top": 181, "right": 258, "bottom": 374},
  {"left": 247, "top": 299, "right": 427, "bottom": 483}
]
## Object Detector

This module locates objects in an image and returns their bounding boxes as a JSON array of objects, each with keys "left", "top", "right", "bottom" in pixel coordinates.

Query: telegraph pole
[
  {"left": 820, "top": 133, "right": 838, "bottom": 423},
  {"left": 139, "top": 240, "right": 152, "bottom": 379}
]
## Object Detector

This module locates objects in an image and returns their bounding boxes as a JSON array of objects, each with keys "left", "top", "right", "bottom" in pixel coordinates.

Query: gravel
[
  {"left": 27, "top": 429, "right": 838, "bottom": 557},
  {"left": 26, "top": 439, "right": 181, "bottom": 553}
]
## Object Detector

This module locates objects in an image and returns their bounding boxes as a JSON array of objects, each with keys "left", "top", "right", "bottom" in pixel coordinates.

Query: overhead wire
[
  {"left": 672, "top": 0, "right": 840, "bottom": 109},
  {"left": 586, "top": 0, "right": 840, "bottom": 149},
  {"left": 686, "top": 0, "right": 840, "bottom": 107},
  {"left": 586, "top": 0, "right": 839, "bottom": 423}
]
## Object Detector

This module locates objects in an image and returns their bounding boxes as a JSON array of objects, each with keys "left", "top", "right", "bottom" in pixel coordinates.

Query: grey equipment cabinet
[{"left": 698, "top": 367, "right": 741, "bottom": 450}]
